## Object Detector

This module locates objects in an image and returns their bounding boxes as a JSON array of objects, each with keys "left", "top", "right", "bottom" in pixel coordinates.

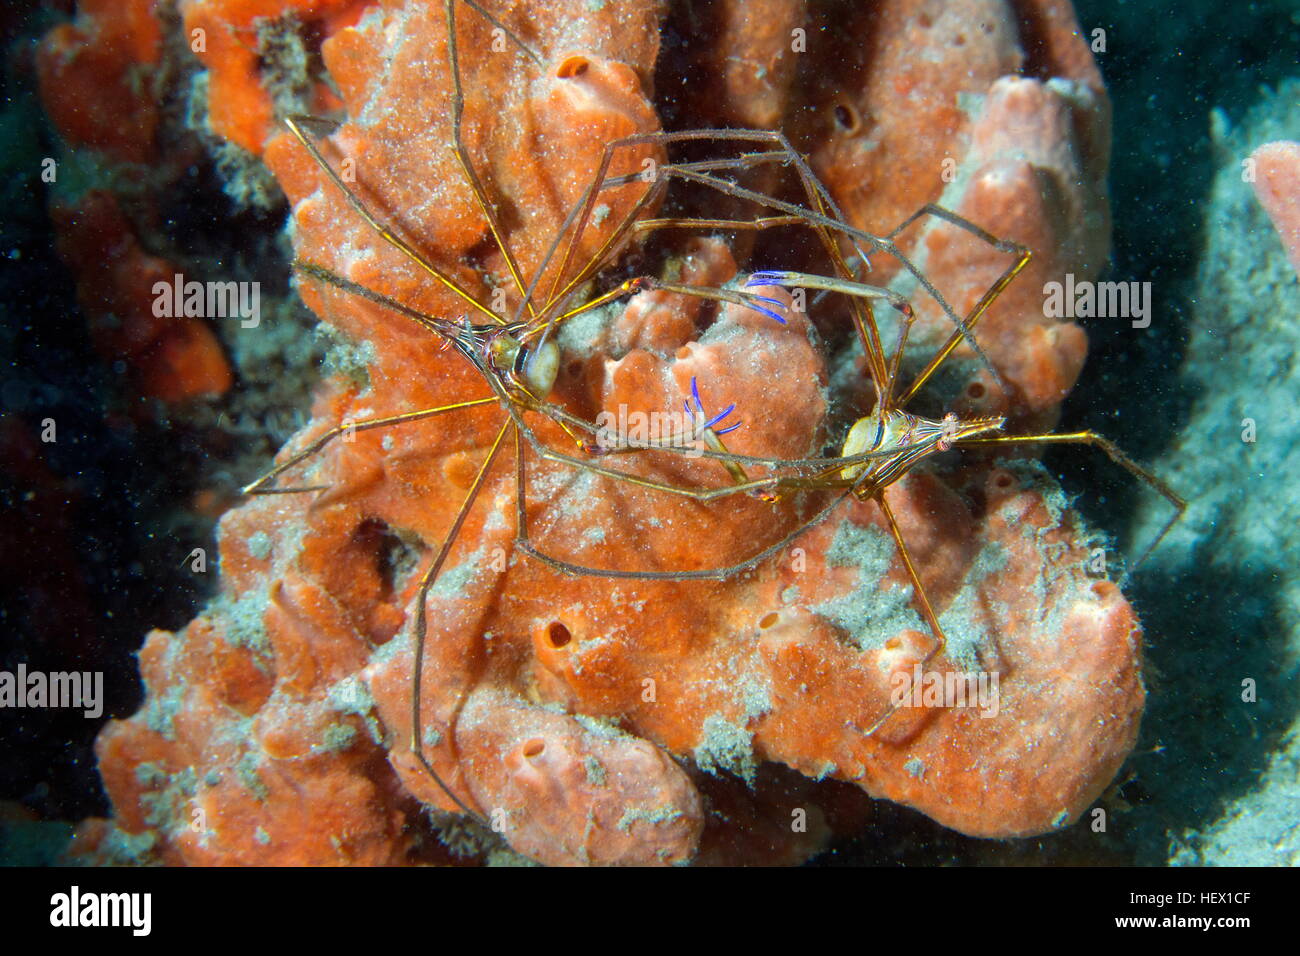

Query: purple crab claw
[
  {"left": 736, "top": 293, "right": 787, "bottom": 325},
  {"left": 741, "top": 274, "right": 794, "bottom": 324},
  {"left": 684, "top": 376, "right": 742, "bottom": 436},
  {"left": 745, "top": 271, "right": 797, "bottom": 289}
]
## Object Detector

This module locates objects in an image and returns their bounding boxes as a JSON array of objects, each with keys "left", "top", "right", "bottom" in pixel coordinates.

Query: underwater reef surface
[
  {"left": 1120, "top": 80, "right": 1300, "bottom": 867},
  {"left": 0, "top": 0, "right": 1296, "bottom": 866}
]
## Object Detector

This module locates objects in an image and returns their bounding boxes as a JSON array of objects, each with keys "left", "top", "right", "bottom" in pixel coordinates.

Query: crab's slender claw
[
  {"left": 745, "top": 271, "right": 797, "bottom": 289},
  {"left": 684, "top": 376, "right": 742, "bottom": 436},
  {"left": 736, "top": 293, "right": 787, "bottom": 325}
]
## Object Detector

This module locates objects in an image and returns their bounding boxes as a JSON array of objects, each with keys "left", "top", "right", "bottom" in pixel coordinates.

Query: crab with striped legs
[
  {"left": 242, "top": 0, "right": 1065, "bottom": 829},
  {"left": 522, "top": 180, "right": 1188, "bottom": 740},
  {"left": 236, "top": 0, "right": 908, "bottom": 823},
  {"left": 737, "top": 243, "right": 1187, "bottom": 735},
  {"left": 240, "top": 0, "right": 1181, "bottom": 846}
]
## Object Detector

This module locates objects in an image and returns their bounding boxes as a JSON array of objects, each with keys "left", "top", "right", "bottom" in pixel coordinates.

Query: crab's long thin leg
[
  {"left": 524, "top": 175, "right": 669, "bottom": 343},
  {"left": 294, "top": 260, "right": 464, "bottom": 339},
  {"left": 583, "top": 128, "right": 873, "bottom": 269},
  {"left": 459, "top": 0, "right": 542, "bottom": 65},
  {"left": 523, "top": 203, "right": 808, "bottom": 350},
  {"left": 850, "top": 489, "right": 952, "bottom": 738},
  {"left": 745, "top": 270, "right": 914, "bottom": 314},
  {"left": 243, "top": 397, "right": 497, "bottom": 495},
  {"left": 528, "top": 135, "right": 805, "bottom": 345},
  {"left": 444, "top": 0, "right": 539, "bottom": 320},
  {"left": 410, "top": 417, "right": 512, "bottom": 820},
  {"left": 887, "top": 205, "right": 1031, "bottom": 406},
  {"left": 522, "top": 394, "right": 900, "bottom": 473},
  {"left": 631, "top": 214, "right": 808, "bottom": 233},
  {"left": 539, "top": 143, "right": 655, "bottom": 317},
  {"left": 513, "top": 446, "right": 858, "bottom": 581},
  {"left": 293, "top": 257, "right": 903, "bottom": 480},
  {"left": 958, "top": 430, "right": 1187, "bottom": 581},
  {"left": 548, "top": 273, "right": 791, "bottom": 329},
  {"left": 526, "top": 141, "right": 832, "bottom": 349},
  {"left": 521, "top": 152, "right": 867, "bottom": 350},
  {"left": 517, "top": 127, "right": 1002, "bottom": 384},
  {"left": 883, "top": 295, "right": 918, "bottom": 409},
  {"left": 283, "top": 115, "right": 501, "bottom": 324},
  {"left": 789, "top": 163, "right": 893, "bottom": 409},
  {"left": 659, "top": 162, "right": 1003, "bottom": 380},
  {"left": 877, "top": 498, "right": 943, "bottom": 639}
]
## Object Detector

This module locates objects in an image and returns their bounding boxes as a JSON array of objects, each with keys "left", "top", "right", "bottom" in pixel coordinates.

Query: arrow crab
[{"left": 247, "top": 0, "right": 1183, "bottom": 831}]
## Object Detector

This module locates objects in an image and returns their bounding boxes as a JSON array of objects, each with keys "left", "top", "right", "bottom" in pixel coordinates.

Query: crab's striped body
[{"left": 839, "top": 407, "right": 1005, "bottom": 494}]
